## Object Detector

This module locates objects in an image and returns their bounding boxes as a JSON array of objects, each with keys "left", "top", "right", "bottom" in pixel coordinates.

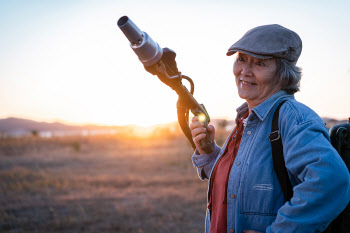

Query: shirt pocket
[{"left": 239, "top": 160, "right": 284, "bottom": 216}]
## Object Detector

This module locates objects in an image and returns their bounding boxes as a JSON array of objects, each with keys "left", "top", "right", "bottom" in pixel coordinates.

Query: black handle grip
[{"left": 200, "top": 129, "right": 213, "bottom": 154}]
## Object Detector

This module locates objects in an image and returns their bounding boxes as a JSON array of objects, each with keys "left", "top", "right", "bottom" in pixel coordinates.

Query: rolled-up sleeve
[{"left": 192, "top": 142, "right": 221, "bottom": 180}]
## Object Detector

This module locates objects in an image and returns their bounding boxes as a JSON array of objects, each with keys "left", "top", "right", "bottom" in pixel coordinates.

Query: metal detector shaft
[
  {"left": 154, "top": 61, "right": 213, "bottom": 153},
  {"left": 118, "top": 16, "right": 213, "bottom": 154}
]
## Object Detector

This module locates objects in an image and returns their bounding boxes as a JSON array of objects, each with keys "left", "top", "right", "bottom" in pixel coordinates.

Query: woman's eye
[
  {"left": 237, "top": 57, "right": 244, "bottom": 62},
  {"left": 256, "top": 62, "right": 265, "bottom": 66}
]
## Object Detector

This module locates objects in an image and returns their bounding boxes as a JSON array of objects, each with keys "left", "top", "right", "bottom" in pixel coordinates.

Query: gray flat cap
[{"left": 227, "top": 24, "right": 302, "bottom": 62}]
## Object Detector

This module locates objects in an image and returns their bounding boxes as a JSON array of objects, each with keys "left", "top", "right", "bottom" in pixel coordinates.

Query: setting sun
[
  {"left": 1, "top": 0, "right": 349, "bottom": 127},
  {"left": 1, "top": 1, "right": 350, "bottom": 232}
]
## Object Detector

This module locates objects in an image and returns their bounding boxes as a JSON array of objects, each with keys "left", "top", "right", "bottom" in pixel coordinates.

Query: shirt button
[
  {"left": 230, "top": 229, "right": 235, "bottom": 233},
  {"left": 247, "top": 130, "right": 252, "bottom": 135},
  {"left": 236, "top": 161, "right": 241, "bottom": 166},
  {"left": 230, "top": 194, "right": 236, "bottom": 199}
]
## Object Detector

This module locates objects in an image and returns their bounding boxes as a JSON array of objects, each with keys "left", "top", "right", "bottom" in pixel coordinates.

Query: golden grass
[{"left": 0, "top": 132, "right": 221, "bottom": 233}]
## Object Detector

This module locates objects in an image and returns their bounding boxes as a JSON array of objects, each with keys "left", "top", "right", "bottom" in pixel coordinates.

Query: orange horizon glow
[{"left": 1, "top": 1, "right": 350, "bottom": 128}]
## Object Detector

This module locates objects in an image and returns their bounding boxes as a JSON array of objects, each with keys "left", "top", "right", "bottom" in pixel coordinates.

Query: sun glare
[
  {"left": 198, "top": 113, "right": 207, "bottom": 123},
  {"left": 1, "top": 1, "right": 350, "bottom": 128},
  {"left": 130, "top": 125, "right": 155, "bottom": 137}
]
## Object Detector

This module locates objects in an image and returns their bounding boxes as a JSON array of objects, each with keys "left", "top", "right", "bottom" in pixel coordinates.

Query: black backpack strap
[{"left": 269, "top": 100, "right": 293, "bottom": 202}]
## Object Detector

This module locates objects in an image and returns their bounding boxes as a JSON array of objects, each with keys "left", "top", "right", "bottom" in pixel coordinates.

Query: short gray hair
[{"left": 276, "top": 58, "right": 302, "bottom": 94}]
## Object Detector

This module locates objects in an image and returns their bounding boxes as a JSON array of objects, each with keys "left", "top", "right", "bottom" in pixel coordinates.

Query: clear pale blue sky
[{"left": 0, "top": 0, "right": 349, "bottom": 126}]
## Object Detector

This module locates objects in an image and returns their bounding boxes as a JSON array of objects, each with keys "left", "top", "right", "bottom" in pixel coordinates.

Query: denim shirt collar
[{"left": 236, "top": 90, "right": 294, "bottom": 121}]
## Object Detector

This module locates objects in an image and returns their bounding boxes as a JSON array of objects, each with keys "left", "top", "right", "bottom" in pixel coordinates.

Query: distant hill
[
  {"left": 0, "top": 117, "right": 122, "bottom": 137},
  {"left": 322, "top": 117, "right": 349, "bottom": 128},
  {"left": 0, "top": 117, "right": 81, "bottom": 132},
  {"left": 0, "top": 116, "right": 347, "bottom": 138}
]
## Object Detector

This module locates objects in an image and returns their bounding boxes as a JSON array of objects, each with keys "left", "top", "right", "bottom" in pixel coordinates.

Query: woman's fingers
[
  {"left": 190, "top": 116, "right": 216, "bottom": 154},
  {"left": 193, "top": 132, "right": 207, "bottom": 143},
  {"left": 207, "top": 125, "right": 215, "bottom": 143},
  {"left": 191, "top": 126, "right": 206, "bottom": 138},
  {"left": 207, "top": 125, "right": 215, "bottom": 133},
  {"left": 190, "top": 119, "right": 204, "bottom": 130},
  {"left": 193, "top": 133, "right": 206, "bottom": 154}
]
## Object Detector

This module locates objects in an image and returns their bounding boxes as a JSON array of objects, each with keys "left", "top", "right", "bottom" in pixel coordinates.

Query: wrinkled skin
[{"left": 233, "top": 52, "right": 281, "bottom": 113}]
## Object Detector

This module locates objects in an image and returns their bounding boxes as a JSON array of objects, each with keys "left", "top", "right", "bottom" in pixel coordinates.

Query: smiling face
[{"left": 233, "top": 52, "right": 282, "bottom": 111}]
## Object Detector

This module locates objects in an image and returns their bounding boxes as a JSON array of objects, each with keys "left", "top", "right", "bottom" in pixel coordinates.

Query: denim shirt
[{"left": 192, "top": 90, "right": 350, "bottom": 233}]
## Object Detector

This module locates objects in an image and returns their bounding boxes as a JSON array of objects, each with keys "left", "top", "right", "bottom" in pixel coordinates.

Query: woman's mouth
[{"left": 241, "top": 79, "right": 257, "bottom": 85}]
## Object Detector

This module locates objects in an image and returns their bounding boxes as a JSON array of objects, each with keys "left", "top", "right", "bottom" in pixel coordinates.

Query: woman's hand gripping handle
[{"left": 190, "top": 116, "right": 215, "bottom": 154}]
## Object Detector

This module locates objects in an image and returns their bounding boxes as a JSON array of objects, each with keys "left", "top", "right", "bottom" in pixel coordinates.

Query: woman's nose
[{"left": 241, "top": 66, "right": 253, "bottom": 76}]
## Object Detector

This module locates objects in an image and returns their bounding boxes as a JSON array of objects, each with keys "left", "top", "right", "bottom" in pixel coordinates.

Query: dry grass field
[{"left": 0, "top": 127, "right": 231, "bottom": 233}]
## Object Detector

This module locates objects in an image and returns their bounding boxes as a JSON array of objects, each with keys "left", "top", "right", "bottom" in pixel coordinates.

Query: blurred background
[{"left": 0, "top": 0, "right": 349, "bottom": 232}]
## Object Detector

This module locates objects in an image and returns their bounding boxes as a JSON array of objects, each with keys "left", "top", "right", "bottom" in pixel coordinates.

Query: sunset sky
[{"left": 1, "top": 0, "right": 349, "bottom": 126}]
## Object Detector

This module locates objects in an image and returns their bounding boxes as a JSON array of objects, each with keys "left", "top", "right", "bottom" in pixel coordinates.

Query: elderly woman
[{"left": 190, "top": 24, "right": 350, "bottom": 233}]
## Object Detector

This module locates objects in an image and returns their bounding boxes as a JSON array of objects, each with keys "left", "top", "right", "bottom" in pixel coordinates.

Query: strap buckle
[{"left": 269, "top": 130, "right": 280, "bottom": 142}]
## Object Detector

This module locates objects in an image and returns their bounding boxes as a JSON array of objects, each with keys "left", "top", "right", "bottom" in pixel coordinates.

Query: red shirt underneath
[{"left": 208, "top": 112, "right": 248, "bottom": 233}]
